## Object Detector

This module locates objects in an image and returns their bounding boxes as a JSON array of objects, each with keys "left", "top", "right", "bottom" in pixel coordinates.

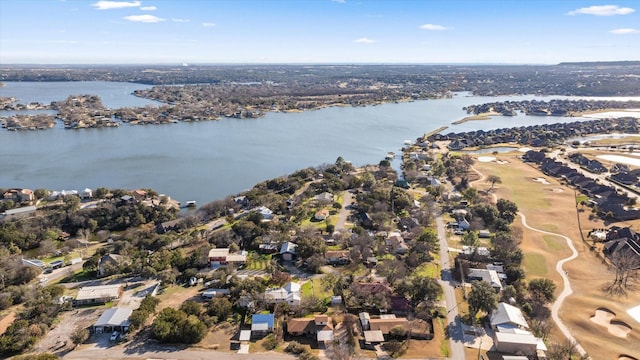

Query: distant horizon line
[{"left": 1, "top": 60, "right": 638, "bottom": 67}]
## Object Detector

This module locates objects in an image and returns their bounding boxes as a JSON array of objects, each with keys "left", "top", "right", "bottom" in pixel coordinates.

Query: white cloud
[
  {"left": 172, "top": 18, "right": 190, "bottom": 22},
  {"left": 202, "top": 22, "right": 216, "bottom": 27},
  {"left": 610, "top": 28, "right": 640, "bottom": 34},
  {"left": 331, "top": 0, "right": 346, "bottom": 3},
  {"left": 419, "top": 23, "right": 449, "bottom": 31},
  {"left": 92, "top": 1, "right": 141, "bottom": 10},
  {"left": 123, "top": 14, "right": 165, "bottom": 23},
  {"left": 567, "top": 5, "right": 635, "bottom": 16},
  {"left": 354, "top": 37, "right": 376, "bottom": 44},
  {"left": 140, "top": 6, "right": 157, "bottom": 11}
]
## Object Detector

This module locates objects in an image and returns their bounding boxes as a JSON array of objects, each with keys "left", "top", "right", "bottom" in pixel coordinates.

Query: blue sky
[{"left": 1, "top": 0, "right": 638, "bottom": 64}]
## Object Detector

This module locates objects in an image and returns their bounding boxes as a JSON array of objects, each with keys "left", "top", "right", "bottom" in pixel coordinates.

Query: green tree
[
  {"left": 152, "top": 308, "right": 206, "bottom": 344},
  {"left": 33, "top": 188, "right": 49, "bottom": 200},
  {"left": 496, "top": 198, "right": 518, "bottom": 224},
  {"left": 397, "top": 276, "right": 442, "bottom": 307},
  {"left": 486, "top": 175, "right": 502, "bottom": 191},
  {"left": 180, "top": 300, "right": 203, "bottom": 317},
  {"left": 461, "top": 231, "right": 480, "bottom": 248},
  {"left": 467, "top": 281, "right": 498, "bottom": 323},
  {"left": 528, "top": 278, "right": 556, "bottom": 302},
  {"left": 207, "top": 297, "right": 233, "bottom": 323}
]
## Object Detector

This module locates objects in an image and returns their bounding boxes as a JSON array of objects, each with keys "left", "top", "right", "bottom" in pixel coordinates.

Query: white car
[{"left": 109, "top": 331, "right": 120, "bottom": 341}]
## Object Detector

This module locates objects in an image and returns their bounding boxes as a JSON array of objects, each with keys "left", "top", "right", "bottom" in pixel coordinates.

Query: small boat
[
  {"left": 385, "top": 152, "right": 395, "bottom": 160},
  {"left": 184, "top": 200, "right": 196, "bottom": 208}
]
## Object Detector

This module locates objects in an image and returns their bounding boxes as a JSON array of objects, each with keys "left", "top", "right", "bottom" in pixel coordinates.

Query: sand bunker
[
  {"left": 619, "top": 355, "right": 639, "bottom": 360},
  {"left": 518, "top": 147, "right": 532, "bottom": 153},
  {"left": 590, "top": 308, "right": 633, "bottom": 338},
  {"left": 477, "top": 156, "right": 496, "bottom": 163},
  {"left": 533, "top": 177, "right": 550, "bottom": 185},
  {"left": 495, "top": 160, "right": 509, "bottom": 164},
  {"left": 551, "top": 188, "right": 564, "bottom": 193}
]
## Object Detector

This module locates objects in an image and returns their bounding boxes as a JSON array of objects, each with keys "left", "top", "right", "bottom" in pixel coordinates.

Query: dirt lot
[
  {"left": 32, "top": 307, "right": 100, "bottom": 354},
  {"left": 156, "top": 284, "right": 203, "bottom": 310},
  {"left": 474, "top": 151, "right": 640, "bottom": 359}
]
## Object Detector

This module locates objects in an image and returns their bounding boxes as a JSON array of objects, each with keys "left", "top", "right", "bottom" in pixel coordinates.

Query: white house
[
  {"left": 264, "top": 281, "right": 301, "bottom": 307},
  {"left": 491, "top": 302, "right": 530, "bottom": 331},
  {"left": 257, "top": 206, "right": 273, "bottom": 220},
  {"left": 468, "top": 268, "right": 503, "bottom": 291},
  {"left": 93, "top": 307, "right": 132, "bottom": 334}
]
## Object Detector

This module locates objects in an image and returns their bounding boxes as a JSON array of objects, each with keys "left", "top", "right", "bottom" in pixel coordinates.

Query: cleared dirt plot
[{"left": 473, "top": 152, "right": 640, "bottom": 359}]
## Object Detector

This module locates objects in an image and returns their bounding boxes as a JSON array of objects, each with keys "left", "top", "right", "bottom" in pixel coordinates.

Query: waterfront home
[
  {"left": 2, "top": 188, "right": 34, "bottom": 203},
  {"left": 80, "top": 188, "right": 93, "bottom": 199}
]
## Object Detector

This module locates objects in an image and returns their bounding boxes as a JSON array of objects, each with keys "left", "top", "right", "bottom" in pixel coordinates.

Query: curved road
[{"left": 517, "top": 213, "right": 590, "bottom": 359}]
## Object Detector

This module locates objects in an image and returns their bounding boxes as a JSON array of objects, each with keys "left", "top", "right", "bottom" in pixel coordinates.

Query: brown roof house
[
  {"left": 369, "top": 314, "right": 410, "bottom": 337},
  {"left": 98, "top": 254, "right": 130, "bottom": 277},
  {"left": 287, "top": 315, "right": 334, "bottom": 345}
]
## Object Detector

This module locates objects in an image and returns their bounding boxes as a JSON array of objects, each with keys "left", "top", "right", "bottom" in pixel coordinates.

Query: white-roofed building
[
  {"left": 93, "top": 307, "right": 132, "bottom": 334},
  {"left": 494, "top": 332, "right": 543, "bottom": 356},
  {"left": 74, "top": 284, "right": 123, "bottom": 306},
  {"left": 468, "top": 268, "right": 503, "bottom": 291},
  {"left": 490, "top": 302, "right": 530, "bottom": 331},
  {"left": 264, "top": 281, "right": 301, "bottom": 307}
]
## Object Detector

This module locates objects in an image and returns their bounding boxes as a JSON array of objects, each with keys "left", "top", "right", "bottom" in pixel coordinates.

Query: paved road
[
  {"left": 436, "top": 216, "right": 466, "bottom": 360},
  {"left": 62, "top": 347, "right": 297, "bottom": 360},
  {"left": 517, "top": 213, "right": 590, "bottom": 359},
  {"left": 334, "top": 190, "right": 353, "bottom": 231}
]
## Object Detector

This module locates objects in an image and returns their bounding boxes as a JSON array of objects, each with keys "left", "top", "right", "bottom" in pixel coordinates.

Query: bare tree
[{"left": 606, "top": 251, "right": 640, "bottom": 296}]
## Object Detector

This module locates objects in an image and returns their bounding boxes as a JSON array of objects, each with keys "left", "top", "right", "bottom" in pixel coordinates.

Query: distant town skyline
[{"left": 1, "top": 0, "right": 639, "bottom": 64}]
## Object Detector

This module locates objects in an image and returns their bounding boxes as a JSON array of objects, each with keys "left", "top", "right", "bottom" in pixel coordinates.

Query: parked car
[{"left": 110, "top": 331, "right": 120, "bottom": 341}]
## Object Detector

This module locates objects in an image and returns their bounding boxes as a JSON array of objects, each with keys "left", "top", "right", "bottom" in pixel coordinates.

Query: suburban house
[
  {"left": 234, "top": 196, "right": 249, "bottom": 208},
  {"left": 256, "top": 206, "right": 273, "bottom": 220},
  {"left": 208, "top": 248, "right": 248, "bottom": 267},
  {"left": 280, "top": 242, "right": 297, "bottom": 261},
  {"left": 1, "top": 205, "right": 37, "bottom": 221},
  {"left": 286, "top": 315, "right": 334, "bottom": 345},
  {"left": 314, "top": 209, "right": 330, "bottom": 221},
  {"left": 490, "top": 302, "right": 547, "bottom": 356},
  {"left": 369, "top": 314, "right": 410, "bottom": 337},
  {"left": 98, "top": 254, "right": 129, "bottom": 277},
  {"left": 156, "top": 219, "right": 181, "bottom": 234},
  {"left": 603, "top": 226, "right": 640, "bottom": 268},
  {"left": 468, "top": 268, "right": 503, "bottom": 291},
  {"left": 490, "top": 303, "right": 530, "bottom": 332},
  {"left": 314, "top": 192, "right": 334, "bottom": 203},
  {"left": 21, "top": 258, "right": 46, "bottom": 269},
  {"left": 363, "top": 330, "right": 385, "bottom": 348},
  {"left": 93, "top": 307, "right": 132, "bottom": 334},
  {"left": 325, "top": 250, "right": 350, "bottom": 265},
  {"left": 264, "top": 281, "right": 301, "bottom": 307},
  {"left": 387, "top": 232, "right": 409, "bottom": 255},
  {"left": 251, "top": 313, "right": 275, "bottom": 337},
  {"left": 2, "top": 188, "right": 34, "bottom": 202},
  {"left": 74, "top": 284, "right": 123, "bottom": 306},
  {"left": 80, "top": 188, "right": 93, "bottom": 199}
]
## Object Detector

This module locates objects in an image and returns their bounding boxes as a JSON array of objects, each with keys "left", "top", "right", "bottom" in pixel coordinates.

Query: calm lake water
[{"left": 1, "top": 81, "right": 637, "bottom": 205}]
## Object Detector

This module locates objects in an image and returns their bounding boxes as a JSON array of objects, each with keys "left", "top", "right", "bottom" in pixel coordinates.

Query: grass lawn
[
  {"left": 300, "top": 278, "right": 332, "bottom": 300},
  {"left": 522, "top": 252, "right": 548, "bottom": 277},
  {"left": 412, "top": 262, "right": 440, "bottom": 279},
  {"left": 247, "top": 254, "right": 272, "bottom": 270}
]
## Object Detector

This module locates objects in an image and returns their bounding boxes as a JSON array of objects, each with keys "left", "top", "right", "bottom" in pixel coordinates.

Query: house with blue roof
[{"left": 251, "top": 313, "right": 275, "bottom": 337}]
